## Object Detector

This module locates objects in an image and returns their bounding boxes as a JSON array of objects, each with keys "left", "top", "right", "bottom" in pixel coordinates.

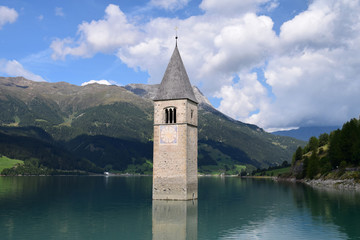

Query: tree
[
  {"left": 240, "top": 171, "right": 247, "bottom": 177},
  {"left": 282, "top": 160, "right": 289, "bottom": 167},
  {"left": 319, "top": 133, "right": 329, "bottom": 147},
  {"left": 308, "top": 136, "right": 319, "bottom": 152},
  {"left": 349, "top": 119, "right": 360, "bottom": 165},
  {"left": 351, "top": 140, "right": 360, "bottom": 165},
  {"left": 319, "top": 156, "right": 331, "bottom": 175},
  {"left": 329, "top": 129, "right": 342, "bottom": 169},
  {"left": 339, "top": 120, "right": 357, "bottom": 164},
  {"left": 292, "top": 146, "right": 303, "bottom": 166},
  {"left": 295, "top": 147, "right": 303, "bottom": 161},
  {"left": 302, "top": 156, "right": 309, "bottom": 179},
  {"left": 306, "top": 151, "right": 319, "bottom": 179}
]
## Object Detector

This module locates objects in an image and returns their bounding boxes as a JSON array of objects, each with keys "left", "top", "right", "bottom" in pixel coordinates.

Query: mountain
[
  {"left": 125, "top": 83, "right": 305, "bottom": 170},
  {"left": 0, "top": 126, "right": 101, "bottom": 173},
  {"left": 273, "top": 126, "right": 340, "bottom": 141},
  {"left": 0, "top": 77, "right": 304, "bottom": 174}
]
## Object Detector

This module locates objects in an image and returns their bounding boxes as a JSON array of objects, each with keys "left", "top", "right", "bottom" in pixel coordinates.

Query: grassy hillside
[
  {"left": 65, "top": 135, "right": 153, "bottom": 171},
  {"left": 0, "top": 156, "right": 23, "bottom": 172},
  {"left": 0, "top": 77, "right": 304, "bottom": 174},
  {"left": 290, "top": 118, "right": 360, "bottom": 180},
  {"left": 253, "top": 167, "right": 291, "bottom": 177},
  {"left": 198, "top": 105, "right": 301, "bottom": 168},
  {"left": 0, "top": 127, "right": 101, "bottom": 175}
]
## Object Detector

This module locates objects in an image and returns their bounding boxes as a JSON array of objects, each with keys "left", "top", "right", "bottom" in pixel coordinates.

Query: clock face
[{"left": 160, "top": 125, "right": 178, "bottom": 144}]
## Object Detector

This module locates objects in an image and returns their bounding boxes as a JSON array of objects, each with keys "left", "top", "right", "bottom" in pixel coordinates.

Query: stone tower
[{"left": 153, "top": 42, "right": 198, "bottom": 200}]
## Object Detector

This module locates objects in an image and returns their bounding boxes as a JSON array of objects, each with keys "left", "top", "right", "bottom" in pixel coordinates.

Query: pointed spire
[
  {"left": 154, "top": 43, "right": 198, "bottom": 103},
  {"left": 175, "top": 26, "right": 178, "bottom": 46}
]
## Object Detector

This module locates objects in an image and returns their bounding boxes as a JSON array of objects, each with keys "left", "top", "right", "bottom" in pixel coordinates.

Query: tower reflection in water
[{"left": 152, "top": 200, "right": 198, "bottom": 240}]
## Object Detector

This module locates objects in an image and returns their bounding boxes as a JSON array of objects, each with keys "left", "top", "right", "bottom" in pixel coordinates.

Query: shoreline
[
  {"left": 303, "top": 178, "right": 360, "bottom": 191},
  {"left": 275, "top": 176, "right": 360, "bottom": 191},
  {"left": 2, "top": 173, "right": 360, "bottom": 191},
  {"left": 242, "top": 175, "right": 360, "bottom": 191}
]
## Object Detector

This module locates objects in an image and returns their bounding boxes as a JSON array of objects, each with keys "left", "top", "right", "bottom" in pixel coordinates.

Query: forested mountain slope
[{"left": 0, "top": 77, "right": 304, "bottom": 174}]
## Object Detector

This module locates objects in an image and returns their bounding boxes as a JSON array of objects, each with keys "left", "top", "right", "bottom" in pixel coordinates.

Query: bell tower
[{"left": 153, "top": 42, "right": 198, "bottom": 200}]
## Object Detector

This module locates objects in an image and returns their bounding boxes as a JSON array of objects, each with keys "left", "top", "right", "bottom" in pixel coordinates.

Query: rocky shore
[
  {"left": 276, "top": 177, "right": 360, "bottom": 191},
  {"left": 304, "top": 178, "right": 360, "bottom": 191}
]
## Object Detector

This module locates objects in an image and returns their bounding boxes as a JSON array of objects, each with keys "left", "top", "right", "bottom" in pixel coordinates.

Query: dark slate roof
[{"left": 154, "top": 44, "right": 198, "bottom": 103}]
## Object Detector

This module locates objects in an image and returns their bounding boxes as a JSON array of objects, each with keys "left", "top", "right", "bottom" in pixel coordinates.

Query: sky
[{"left": 1, "top": 0, "right": 360, "bottom": 132}]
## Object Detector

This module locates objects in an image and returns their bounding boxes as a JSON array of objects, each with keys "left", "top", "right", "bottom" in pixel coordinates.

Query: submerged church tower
[{"left": 153, "top": 41, "right": 198, "bottom": 200}]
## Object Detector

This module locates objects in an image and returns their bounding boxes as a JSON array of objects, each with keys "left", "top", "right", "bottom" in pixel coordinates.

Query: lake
[{"left": 0, "top": 176, "right": 360, "bottom": 240}]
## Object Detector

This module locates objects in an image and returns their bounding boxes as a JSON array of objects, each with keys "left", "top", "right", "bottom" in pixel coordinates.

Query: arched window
[
  {"left": 164, "top": 107, "right": 176, "bottom": 124},
  {"left": 165, "top": 109, "right": 169, "bottom": 124},
  {"left": 174, "top": 108, "right": 176, "bottom": 123},
  {"left": 169, "top": 108, "right": 173, "bottom": 123}
]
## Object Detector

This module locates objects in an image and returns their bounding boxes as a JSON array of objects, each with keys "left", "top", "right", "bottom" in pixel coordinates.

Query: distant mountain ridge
[
  {"left": 0, "top": 77, "right": 304, "bottom": 174},
  {"left": 124, "top": 83, "right": 259, "bottom": 129},
  {"left": 125, "top": 83, "right": 213, "bottom": 106},
  {"left": 273, "top": 126, "right": 340, "bottom": 141}
]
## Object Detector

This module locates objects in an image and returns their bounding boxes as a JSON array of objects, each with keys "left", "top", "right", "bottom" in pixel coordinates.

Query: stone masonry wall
[{"left": 153, "top": 99, "right": 198, "bottom": 200}]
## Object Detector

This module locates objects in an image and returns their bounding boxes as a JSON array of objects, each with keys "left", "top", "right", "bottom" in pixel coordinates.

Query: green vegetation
[
  {"left": 0, "top": 77, "right": 304, "bottom": 175},
  {"left": 254, "top": 167, "right": 291, "bottom": 177},
  {"left": 199, "top": 164, "right": 247, "bottom": 175},
  {"left": 0, "top": 156, "right": 23, "bottom": 172},
  {"left": 123, "top": 160, "right": 153, "bottom": 175},
  {"left": 66, "top": 134, "right": 153, "bottom": 172},
  {"left": 0, "top": 127, "right": 103, "bottom": 175},
  {"left": 1, "top": 158, "right": 53, "bottom": 176},
  {"left": 251, "top": 161, "right": 291, "bottom": 177},
  {"left": 291, "top": 118, "right": 360, "bottom": 180},
  {"left": 198, "top": 105, "right": 303, "bottom": 171}
]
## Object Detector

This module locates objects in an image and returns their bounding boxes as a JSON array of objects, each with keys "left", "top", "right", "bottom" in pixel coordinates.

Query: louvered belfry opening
[{"left": 165, "top": 107, "right": 176, "bottom": 123}]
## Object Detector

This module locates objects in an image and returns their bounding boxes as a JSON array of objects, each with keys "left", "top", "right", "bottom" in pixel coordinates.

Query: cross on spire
[{"left": 175, "top": 26, "right": 178, "bottom": 45}]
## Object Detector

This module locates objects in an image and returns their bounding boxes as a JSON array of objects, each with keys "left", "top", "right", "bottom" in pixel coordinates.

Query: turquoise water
[{"left": 0, "top": 176, "right": 360, "bottom": 240}]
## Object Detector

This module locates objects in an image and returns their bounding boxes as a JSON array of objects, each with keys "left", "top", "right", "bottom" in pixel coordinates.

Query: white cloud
[
  {"left": 279, "top": 3, "right": 335, "bottom": 51},
  {"left": 213, "top": 0, "right": 360, "bottom": 130},
  {"left": 252, "top": 48, "right": 360, "bottom": 130},
  {"left": 50, "top": 0, "right": 360, "bottom": 130},
  {"left": 0, "top": 6, "right": 18, "bottom": 29},
  {"left": 247, "top": 0, "right": 360, "bottom": 130},
  {"left": 81, "top": 80, "right": 114, "bottom": 86},
  {"left": 117, "top": 37, "right": 172, "bottom": 83},
  {"left": 118, "top": 13, "right": 278, "bottom": 95},
  {"left": 50, "top": 3, "right": 276, "bottom": 90},
  {"left": 215, "top": 72, "right": 270, "bottom": 121},
  {"left": 200, "top": 0, "right": 272, "bottom": 15},
  {"left": 55, "top": 7, "right": 64, "bottom": 17},
  {"left": 200, "top": 13, "right": 277, "bottom": 76},
  {"left": 51, "top": 4, "right": 140, "bottom": 60},
  {"left": 265, "top": 0, "right": 279, "bottom": 12},
  {"left": 150, "top": 0, "right": 190, "bottom": 10},
  {"left": 0, "top": 59, "right": 46, "bottom": 82},
  {"left": 279, "top": 0, "right": 360, "bottom": 52}
]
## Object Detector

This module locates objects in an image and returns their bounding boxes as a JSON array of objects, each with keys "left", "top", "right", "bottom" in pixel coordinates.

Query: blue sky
[{"left": 1, "top": 0, "right": 359, "bottom": 131}]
